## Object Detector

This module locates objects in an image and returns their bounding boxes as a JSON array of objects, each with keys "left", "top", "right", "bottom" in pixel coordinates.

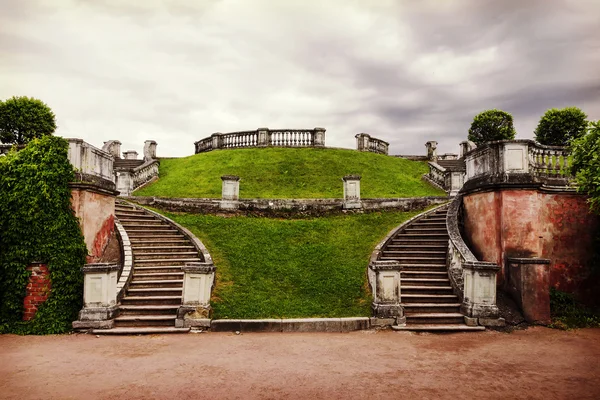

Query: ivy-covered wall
[{"left": 0, "top": 136, "right": 88, "bottom": 334}]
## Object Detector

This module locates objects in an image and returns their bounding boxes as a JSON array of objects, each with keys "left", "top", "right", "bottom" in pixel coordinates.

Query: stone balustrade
[
  {"left": 464, "top": 140, "right": 572, "bottom": 190},
  {"left": 67, "top": 138, "right": 115, "bottom": 183},
  {"left": 194, "top": 127, "right": 326, "bottom": 154},
  {"left": 355, "top": 133, "right": 389, "bottom": 155}
]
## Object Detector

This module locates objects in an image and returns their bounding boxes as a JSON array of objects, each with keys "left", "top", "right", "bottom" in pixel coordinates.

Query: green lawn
[
  {"left": 167, "top": 210, "right": 421, "bottom": 318},
  {"left": 135, "top": 147, "right": 444, "bottom": 199}
]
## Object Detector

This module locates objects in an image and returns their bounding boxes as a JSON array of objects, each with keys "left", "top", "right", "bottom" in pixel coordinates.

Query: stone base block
[
  {"left": 72, "top": 319, "right": 114, "bottom": 330},
  {"left": 395, "top": 316, "right": 406, "bottom": 327},
  {"left": 461, "top": 302, "right": 499, "bottom": 319},
  {"left": 464, "top": 316, "right": 478, "bottom": 327},
  {"left": 343, "top": 201, "right": 362, "bottom": 210},
  {"left": 78, "top": 305, "right": 119, "bottom": 321},
  {"left": 219, "top": 200, "right": 240, "bottom": 210},
  {"left": 479, "top": 317, "right": 506, "bottom": 327},
  {"left": 370, "top": 317, "right": 396, "bottom": 328},
  {"left": 281, "top": 318, "right": 342, "bottom": 333},
  {"left": 175, "top": 318, "right": 212, "bottom": 329},
  {"left": 372, "top": 303, "right": 404, "bottom": 319}
]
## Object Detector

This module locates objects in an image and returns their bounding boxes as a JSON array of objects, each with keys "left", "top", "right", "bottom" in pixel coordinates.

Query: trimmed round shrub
[
  {"left": 534, "top": 107, "right": 588, "bottom": 146},
  {"left": 468, "top": 109, "right": 517, "bottom": 145}
]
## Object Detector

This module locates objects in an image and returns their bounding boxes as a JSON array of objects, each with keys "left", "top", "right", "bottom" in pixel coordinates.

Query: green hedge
[{"left": 0, "top": 136, "right": 87, "bottom": 334}]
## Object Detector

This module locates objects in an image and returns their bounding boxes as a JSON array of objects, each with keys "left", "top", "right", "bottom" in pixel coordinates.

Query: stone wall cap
[
  {"left": 370, "top": 260, "right": 403, "bottom": 270},
  {"left": 342, "top": 175, "right": 361, "bottom": 181},
  {"left": 463, "top": 261, "right": 500, "bottom": 271},
  {"left": 82, "top": 263, "right": 120, "bottom": 273},
  {"left": 221, "top": 175, "right": 240, "bottom": 181},
  {"left": 183, "top": 262, "right": 216, "bottom": 273},
  {"left": 507, "top": 257, "right": 551, "bottom": 264}
]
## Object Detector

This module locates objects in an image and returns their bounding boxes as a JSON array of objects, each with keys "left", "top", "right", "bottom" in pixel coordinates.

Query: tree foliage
[
  {"left": 0, "top": 136, "right": 87, "bottom": 334},
  {"left": 570, "top": 121, "right": 600, "bottom": 214},
  {"left": 468, "top": 109, "right": 517, "bottom": 145},
  {"left": 0, "top": 96, "right": 57, "bottom": 145},
  {"left": 534, "top": 107, "right": 588, "bottom": 146}
]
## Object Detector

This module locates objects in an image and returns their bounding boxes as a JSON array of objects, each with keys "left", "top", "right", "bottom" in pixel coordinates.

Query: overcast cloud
[{"left": 1, "top": 0, "right": 599, "bottom": 157}]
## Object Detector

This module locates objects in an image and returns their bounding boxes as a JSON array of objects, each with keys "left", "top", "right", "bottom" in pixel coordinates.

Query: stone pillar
[
  {"left": 220, "top": 175, "right": 240, "bottom": 210},
  {"left": 73, "top": 263, "right": 119, "bottom": 329},
  {"left": 211, "top": 133, "right": 223, "bottom": 150},
  {"left": 425, "top": 141, "right": 438, "bottom": 162},
  {"left": 143, "top": 140, "right": 157, "bottom": 160},
  {"left": 123, "top": 150, "right": 138, "bottom": 160},
  {"left": 314, "top": 127, "right": 326, "bottom": 147},
  {"left": 448, "top": 171, "right": 465, "bottom": 197},
  {"left": 461, "top": 261, "right": 500, "bottom": 324},
  {"left": 257, "top": 128, "right": 270, "bottom": 147},
  {"left": 370, "top": 260, "right": 406, "bottom": 325},
  {"left": 459, "top": 140, "right": 476, "bottom": 158},
  {"left": 342, "top": 175, "right": 362, "bottom": 209},
  {"left": 102, "top": 140, "right": 122, "bottom": 159},
  {"left": 23, "top": 262, "right": 51, "bottom": 321},
  {"left": 355, "top": 133, "right": 370, "bottom": 152},
  {"left": 506, "top": 258, "right": 551, "bottom": 325},
  {"left": 176, "top": 262, "right": 216, "bottom": 328}
]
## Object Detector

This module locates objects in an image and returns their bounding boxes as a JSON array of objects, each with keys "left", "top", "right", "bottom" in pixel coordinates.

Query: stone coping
[
  {"left": 183, "top": 262, "right": 216, "bottom": 273},
  {"left": 369, "top": 260, "right": 402, "bottom": 271},
  {"left": 115, "top": 218, "right": 133, "bottom": 301},
  {"left": 221, "top": 175, "right": 240, "bottom": 181},
  {"left": 507, "top": 257, "right": 552, "bottom": 264},
  {"left": 82, "top": 263, "right": 120, "bottom": 273},
  {"left": 463, "top": 261, "right": 501, "bottom": 271},
  {"left": 342, "top": 174, "right": 361, "bottom": 181},
  {"left": 210, "top": 317, "right": 372, "bottom": 332}
]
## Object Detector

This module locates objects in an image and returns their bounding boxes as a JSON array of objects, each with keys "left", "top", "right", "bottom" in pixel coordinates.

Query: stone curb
[{"left": 210, "top": 317, "right": 374, "bottom": 333}]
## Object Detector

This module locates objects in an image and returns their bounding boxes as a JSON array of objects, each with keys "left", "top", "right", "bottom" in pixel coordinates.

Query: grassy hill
[
  {"left": 134, "top": 147, "right": 444, "bottom": 199},
  {"left": 167, "top": 209, "right": 422, "bottom": 318}
]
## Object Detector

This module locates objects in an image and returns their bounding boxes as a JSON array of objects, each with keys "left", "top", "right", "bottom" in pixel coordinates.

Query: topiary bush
[
  {"left": 468, "top": 109, "right": 517, "bottom": 145},
  {"left": 0, "top": 136, "right": 87, "bottom": 334},
  {"left": 534, "top": 107, "right": 588, "bottom": 146}
]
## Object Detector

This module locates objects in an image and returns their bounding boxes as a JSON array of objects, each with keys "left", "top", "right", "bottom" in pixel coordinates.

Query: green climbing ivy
[{"left": 0, "top": 136, "right": 87, "bottom": 334}]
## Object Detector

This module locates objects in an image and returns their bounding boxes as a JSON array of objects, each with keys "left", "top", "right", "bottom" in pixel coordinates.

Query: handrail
[{"left": 355, "top": 133, "right": 389, "bottom": 155}]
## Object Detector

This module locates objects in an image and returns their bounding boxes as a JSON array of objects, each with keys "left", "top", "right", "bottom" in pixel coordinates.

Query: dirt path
[{"left": 1, "top": 327, "right": 599, "bottom": 400}]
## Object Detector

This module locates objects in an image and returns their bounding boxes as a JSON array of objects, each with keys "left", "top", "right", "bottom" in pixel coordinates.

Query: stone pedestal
[
  {"left": 506, "top": 257, "right": 551, "bottom": 325},
  {"left": 314, "top": 127, "right": 326, "bottom": 147},
  {"left": 73, "top": 263, "right": 119, "bottom": 329},
  {"left": 459, "top": 140, "right": 476, "bottom": 158},
  {"left": 143, "top": 140, "right": 157, "bottom": 160},
  {"left": 102, "top": 140, "right": 121, "bottom": 159},
  {"left": 123, "top": 151, "right": 138, "bottom": 160},
  {"left": 211, "top": 133, "right": 223, "bottom": 150},
  {"left": 355, "top": 133, "right": 370, "bottom": 152},
  {"left": 425, "top": 141, "right": 438, "bottom": 162},
  {"left": 461, "top": 261, "right": 500, "bottom": 319},
  {"left": 370, "top": 260, "right": 405, "bottom": 325},
  {"left": 220, "top": 175, "right": 240, "bottom": 210},
  {"left": 176, "top": 262, "right": 216, "bottom": 328},
  {"left": 257, "top": 128, "right": 270, "bottom": 147},
  {"left": 342, "top": 175, "right": 362, "bottom": 210}
]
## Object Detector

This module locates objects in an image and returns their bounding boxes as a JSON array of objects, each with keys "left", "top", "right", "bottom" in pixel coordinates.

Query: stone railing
[
  {"left": 446, "top": 195, "right": 501, "bottom": 324},
  {"left": 464, "top": 140, "right": 573, "bottom": 190},
  {"left": 194, "top": 127, "right": 326, "bottom": 154},
  {"left": 424, "top": 162, "right": 465, "bottom": 197},
  {"left": 132, "top": 160, "right": 159, "bottom": 190},
  {"left": 426, "top": 162, "right": 447, "bottom": 190},
  {"left": 355, "top": 133, "right": 389, "bottom": 155},
  {"left": 67, "top": 138, "right": 114, "bottom": 183}
]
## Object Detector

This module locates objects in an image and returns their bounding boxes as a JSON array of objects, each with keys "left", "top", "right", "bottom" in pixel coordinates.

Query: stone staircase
[
  {"left": 380, "top": 206, "right": 484, "bottom": 331},
  {"left": 94, "top": 201, "right": 200, "bottom": 334}
]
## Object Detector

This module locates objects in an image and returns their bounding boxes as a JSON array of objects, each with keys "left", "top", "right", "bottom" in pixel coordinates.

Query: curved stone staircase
[
  {"left": 95, "top": 201, "right": 202, "bottom": 334},
  {"left": 380, "top": 206, "right": 484, "bottom": 331}
]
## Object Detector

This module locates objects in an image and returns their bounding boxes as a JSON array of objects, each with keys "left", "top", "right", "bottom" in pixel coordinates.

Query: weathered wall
[
  {"left": 463, "top": 189, "right": 599, "bottom": 303},
  {"left": 71, "top": 188, "right": 115, "bottom": 262}
]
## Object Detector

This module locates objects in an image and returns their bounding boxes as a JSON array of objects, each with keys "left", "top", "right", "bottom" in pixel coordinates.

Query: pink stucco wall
[
  {"left": 71, "top": 189, "right": 115, "bottom": 262},
  {"left": 463, "top": 190, "right": 599, "bottom": 303}
]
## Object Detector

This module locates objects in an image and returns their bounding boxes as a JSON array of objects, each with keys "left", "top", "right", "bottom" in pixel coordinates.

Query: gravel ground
[{"left": 1, "top": 327, "right": 599, "bottom": 400}]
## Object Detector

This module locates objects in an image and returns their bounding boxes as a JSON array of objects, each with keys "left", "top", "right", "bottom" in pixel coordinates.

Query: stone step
[
  {"left": 121, "top": 295, "right": 182, "bottom": 305},
  {"left": 115, "top": 206, "right": 142, "bottom": 212},
  {"left": 133, "top": 272, "right": 184, "bottom": 280},
  {"left": 410, "top": 222, "right": 446, "bottom": 228},
  {"left": 402, "top": 278, "right": 451, "bottom": 287},
  {"left": 392, "top": 324, "right": 485, "bottom": 332},
  {"left": 395, "top": 264, "right": 447, "bottom": 271},
  {"left": 391, "top": 238, "right": 448, "bottom": 243},
  {"left": 131, "top": 239, "right": 189, "bottom": 246},
  {"left": 401, "top": 271, "right": 449, "bottom": 279},
  {"left": 114, "top": 314, "right": 177, "bottom": 328},
  {"left": 116, "top": 213, "right": 156, "bottom": 219},
  {"left": 401, "top": 294, "right": 459, "bottom": 303},
  {"left": 396, "top": 233, "right": 449, "bottom": 240},
  {"left": 127, "top": 288, "right": 183, "bottom": 297},
  {"left": 134, "top": 258, "right": 201, "bottom": 266},
  {"left": 119, "top": 305, "right": 180, "bottom": 315},
  {"left": 127, "top": 230, "right": 182, "bottom": 237},
  {"left": 129, "top": 279, "right": 184, "bottom": 288},
  {"left": 92, "top": 327, "right": 190, "bottom": 335},
  {"left": 121, "top": 225, "right": 174, "bottom": 231},
  {"left": 119, "top": 220, "right": 167, "bottom": 226},
  {"left": 381, "top": 257, "right": 447, "bottom": 264},
  {"left": 403, "top": 228, "right": 448, "bottom": 234},
  {"left": 381, "top": 250, "right": 446, "bottom": 256},
  {"left": 133, "top": 265, "right": 185, "bottom": 274},
  {"left": 386, "top": 244, "right": 447, "bottom": 250},
  {"left": 405, "top": 313, "right": 465, "bottom": 325},
  {"left": 402, "top": 303, "right": 462, "bottom": 313},
  {"left": 401, "top": 286, "right": 454, "bottom": 295},
  {"left": 134, "top": 252, "right": 199, "bottom": 260},
  {"left": 132, "top": 246, "right": 197, "bottom": 253}
]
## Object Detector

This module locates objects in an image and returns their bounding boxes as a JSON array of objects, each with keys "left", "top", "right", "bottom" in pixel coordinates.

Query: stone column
[
  {"left": 220, "top": 175, "right": 240, "bottom": 210},
  {"left": 143, "top": 140, "right": 157, "bottom": 160},
  {"left": 370, "top": 260, "right": 406, "bottom": 325},
  {"left": 314, "top": 127, "right": 326, "bottom": 147},
  {"left": 176, "top": 262, "right": 216, "bottom": 328},
  {"left": 425, "top": 141, "right": 438, "bottom": 162},
  {"left": 449, "top": 171, "right": 465, "bottom": 197},
  {"left": 257, "top": 128, "right": 270, "bottom": 147},
  {"left": 342, "top": 175, "right": 362, "bottom": 209},
  {"left": 461, "top": 261, "right": 501, "bottom": 325},
  {"left": 73, "top": 263, "right": 119, "bottom": 329},
  {"left": 506, "top": 257, "right": 551, "bottom": 325},
  {"left": 123, "top": 150, "right": 138, "bottom": 160},
  {"left": 355, "top": 133, "right": 370, "bottom": 152},
  {"left": 211, "top": 133, "right": 223, "bottom": 150}
]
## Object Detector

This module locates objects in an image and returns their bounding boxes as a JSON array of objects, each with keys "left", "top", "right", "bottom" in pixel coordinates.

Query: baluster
[
  {"left": 553, "top": 150, "right": 561, "bottom": 175},
  {"left": 544, "top": 150, "right": 552, "bottom": 175},
  {"left": 562, "top": 150, "right": 569, "bottom": 175}
]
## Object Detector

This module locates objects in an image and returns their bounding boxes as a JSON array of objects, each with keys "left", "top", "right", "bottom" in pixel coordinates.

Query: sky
[{"left": 1, "top": 0, "right": 599, "bottom": 157}]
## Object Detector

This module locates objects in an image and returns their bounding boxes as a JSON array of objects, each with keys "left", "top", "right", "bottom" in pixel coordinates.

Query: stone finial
[
  {"left": 123, "top": 150, "right": 138, "bottom": 160},
  {"left": 102, "top": 140, "right": 122, "bottom": 159},
  {"left": 143, "top": 140, "right": 157, "bottom": 160},
  {"left": 459, "top": 140, "right": 476, "bottom": 158},
  {"left": 425, "top": 141, "right": 438, "bottom": 162}
]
